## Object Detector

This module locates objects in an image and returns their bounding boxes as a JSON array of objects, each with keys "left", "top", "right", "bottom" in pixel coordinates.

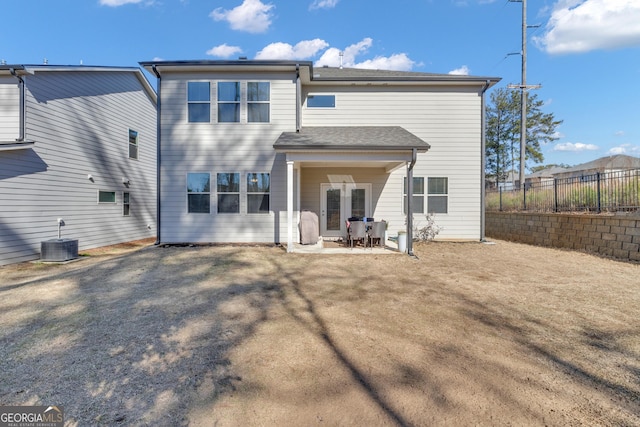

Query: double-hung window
[
  {"left": 187, "top": 173, "right": 211, "bottom": 213},
  {"left": 217, "top": 82, "right": 240, "bottom": 123},
  {"left": 128, "top": 129, "right": 138, "bottom": 159},
  {"left": 403, "top": 177, "right": 425, "bottom": 214},
  {"left": 188, "top": 82, "right": 211, "bottom": 123},
  {"left": 123, "top": 192, "right": 130, "bottom": 216},
  {"left": 427, "top": 177, "right": 448, "bottom": 214},
  {"left": 247, "top": 82, "right": 270, "bottom": 123},
  {"left": 247, "top": 173, "right": 270, "bottom": 214},
  {"left": 217, "top": 173, "right": 240, "bottom": 213}
]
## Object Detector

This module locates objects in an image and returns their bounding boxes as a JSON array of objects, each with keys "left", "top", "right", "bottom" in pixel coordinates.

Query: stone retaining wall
[{"left": 485, "top": 212, "right": 640, "bottom": 262}]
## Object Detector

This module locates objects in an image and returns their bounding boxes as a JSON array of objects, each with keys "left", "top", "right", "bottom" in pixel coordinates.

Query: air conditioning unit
[{"left": 41, "top": 239, "right": 79, "bottom": 262}]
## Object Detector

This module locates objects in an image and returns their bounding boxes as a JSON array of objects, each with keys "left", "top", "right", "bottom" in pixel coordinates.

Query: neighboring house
[
  {"left": 0, "top": 65, "right": 157, "bottom": 266},
  {"left": 140, "top": 60, "right": 499, "bottom": 252},
  {"left": 552, "top": 154, "right": 640, "bottom": 180},
  {"left": 525, "top": 166, "right": 569, "bottom": 186}
]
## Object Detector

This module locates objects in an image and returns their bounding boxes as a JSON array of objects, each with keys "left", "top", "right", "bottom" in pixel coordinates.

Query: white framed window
[
  {"left": 247, "top": 82, "right": 270, "bottom": 123},
  {"left": 403, "top": 177, "right": 424, "bottom": 214},
  {"left": 428, "top": 177, "right": 448, "bottom": 214},
  {"left": 187, "top": 173, "right": 211, "bottom": 213},
  {"left": 187, "top": 82, "right": 211, "bottom": 123},
  {"left": 123, "top": 192, "right": 130, "bottom": 216},
  {"left": 98, "top": 191, "right": 116, "bottom": 204},
  {"left": 217, "top": 82, "right": 240, "bottom": 123},
  {"left": 307, "top": 94, "right": 335, "bottom": 108},
  {"left": 247, "top": 173, "right": 270, "bottom": 214},
  {"left": 217, "top": 172, "right": 240, "bottom": 213},
  {"left": 128, "top": 129, "right": 138, "bottom": 159}
]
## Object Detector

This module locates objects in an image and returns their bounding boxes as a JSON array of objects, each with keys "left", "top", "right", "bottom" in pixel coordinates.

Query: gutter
[
  {"left": 295, "top": 64, "right": 301, "bottom": 132},
  {"left": 9, "top": 68, "right": 25, "bottom": 142},
  {"left": 151, "top": 65, "right": 162, "bottom": 245},
  {"left": 480, "top": 79, "right": 491, "bottom": 242},
  {"left": 407, "top": 147, "right": 417, "bottom": 256}
]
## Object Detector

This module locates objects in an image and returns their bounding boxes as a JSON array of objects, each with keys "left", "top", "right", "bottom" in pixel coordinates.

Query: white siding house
[
  {"left": 140, "top": 60, "right": 499, "bottom": 252},
  {"left": 0, "top": 65, "right": 157, "bottom": 266}
]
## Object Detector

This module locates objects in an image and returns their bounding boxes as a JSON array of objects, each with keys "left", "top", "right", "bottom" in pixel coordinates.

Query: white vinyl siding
[
  {"left": 158, "top": 72, "right": 296, "bottom": 243},
  {"left": 301, "top": 86, "right": 482, "bottom": 240},
  {"left": 0, "top": 78, "right": 20, "bottom": 141},
  {"left": 0, "top": 70, "right": 157, "bottom": 266}
]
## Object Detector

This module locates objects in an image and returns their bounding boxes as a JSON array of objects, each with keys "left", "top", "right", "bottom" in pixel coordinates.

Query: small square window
[{"left": 98, "top": 191, "right": 116, "bottom": 204}]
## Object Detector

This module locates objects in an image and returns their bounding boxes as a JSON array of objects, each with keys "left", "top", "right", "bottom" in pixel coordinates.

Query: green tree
[{"left": 486, "top": 88, "right": 563, "bottom": 186}]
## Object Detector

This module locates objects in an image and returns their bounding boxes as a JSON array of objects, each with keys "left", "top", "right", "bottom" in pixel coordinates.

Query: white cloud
[
  {"left": 99, "top": 0, "right": 145, "bottom": 5},
  {"left": 607, "top": 144, "right": 640, "bottom": 155},
  {"left": 534, "top": 0, "right": 640, "bottom": 54},
  {"left": 255, "top": 39, "right": 329, "bottom": 60},
  {"left": 313, "top": 38, "right": 415, "bottom": 71},
  {"left": 206, "top": 44, "right": 243, "bottom": 58},
  {"left": 210, "top": 0, "right": 274, "bottom": 34},
  {"left": 449, "top": 65, "right": 470, "bottom": 75},
  {"left": 309, "top": 0, "right": 339, "bottom": 10},
  {"left": 553, "top": 142, "right": 599, "bottom": 151},
  {"left": 615, "top": 130, "right": 626, "bottom": 137}
]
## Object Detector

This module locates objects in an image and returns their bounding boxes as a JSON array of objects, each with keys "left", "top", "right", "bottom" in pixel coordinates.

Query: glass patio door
[{"left": 320, "top": 183, "right": 371, "bottom": 237}]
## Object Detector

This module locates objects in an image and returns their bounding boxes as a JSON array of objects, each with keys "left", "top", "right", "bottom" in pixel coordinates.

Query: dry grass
[{"left": 1, "top": 239, "right": 639, "bottom": 426}]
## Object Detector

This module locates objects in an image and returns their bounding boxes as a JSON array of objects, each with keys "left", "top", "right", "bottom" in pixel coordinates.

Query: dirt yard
[{"left": 1, "top": 239, "right": 639, "bottom": 426}]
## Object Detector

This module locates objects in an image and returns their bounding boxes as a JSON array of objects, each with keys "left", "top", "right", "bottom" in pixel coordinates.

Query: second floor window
[
  {"left": 247, "top": 82, "right": 270, "bottom": 123},
  {"left": 188, "top": 82, "right": 211, "bottom": 123},
  {"left": 218, "top": 82, "right": 240, "bottom": 123}
]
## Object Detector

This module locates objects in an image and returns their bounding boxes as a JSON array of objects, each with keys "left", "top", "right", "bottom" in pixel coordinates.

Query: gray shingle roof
[{"left": 274, "top": 127, "right": 430, "bottom": 151}]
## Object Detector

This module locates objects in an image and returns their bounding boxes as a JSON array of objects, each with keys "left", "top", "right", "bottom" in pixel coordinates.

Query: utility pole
[{"left": 508, "top": 0, "right": 540, "bottom": 189}]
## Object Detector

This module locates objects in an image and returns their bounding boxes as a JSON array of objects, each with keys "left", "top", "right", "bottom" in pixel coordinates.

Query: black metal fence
[{"left": 486, "top": 169, "right": 640, "bottom": 213}]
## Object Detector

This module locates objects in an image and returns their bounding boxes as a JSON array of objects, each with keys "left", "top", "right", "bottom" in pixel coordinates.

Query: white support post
[{"left": 287, "top": 160, "right": 294, "bottom": 252}]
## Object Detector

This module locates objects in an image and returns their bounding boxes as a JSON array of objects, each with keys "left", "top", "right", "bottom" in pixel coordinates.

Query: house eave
[{"left": 0, "top": 140, "right": 35, "bottom": 151}]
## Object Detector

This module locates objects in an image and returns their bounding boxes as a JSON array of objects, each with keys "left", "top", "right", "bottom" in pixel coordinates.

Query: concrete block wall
[{"left": 485, "top": 212, "right": 640, "bottom": 262}]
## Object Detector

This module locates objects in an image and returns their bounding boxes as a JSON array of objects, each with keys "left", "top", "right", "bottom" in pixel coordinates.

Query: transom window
[
  {"left": 247, "top": 82, "right": 270, "bottom": 123},
  {"left": 217, "top": 82, "right": 240, "bottom": 123},
  {"left": 187, "top": 82, "right": 211, "bottom": 123},
  {"left": 428, "top": 177, "right": 448, "bottom": 214},
  {"left": 307, "top": 94, "right": 335, "bottom": 108},
  {"left": 247, "top": 173, "right": 270, "bottom": 214},
  {"left": 403, "top": 177, "right": 425, "bottom": 214},
  {"left": 187, "top": 173, "right": 211, "bottom": 213},
  {"left": 128, "top": 129, "right": 138, "bottom": 159},
  {"left": 217, "top": 173, "right": 240, "bottom": 213}
]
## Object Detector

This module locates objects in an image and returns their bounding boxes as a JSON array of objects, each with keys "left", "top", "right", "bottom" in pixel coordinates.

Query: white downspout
[{"left": 480, "top": 80, "right": 491, "bottom": 242}]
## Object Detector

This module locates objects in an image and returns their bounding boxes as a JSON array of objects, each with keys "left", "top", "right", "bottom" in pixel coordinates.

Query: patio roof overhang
[{"left": 274, "top": 126, "right": 430, "bottom": 171}]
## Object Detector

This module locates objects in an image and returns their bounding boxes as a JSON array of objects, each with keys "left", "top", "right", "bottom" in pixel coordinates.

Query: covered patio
[{"left": 274, "top": 126, "right": 430, "bottom": 254}]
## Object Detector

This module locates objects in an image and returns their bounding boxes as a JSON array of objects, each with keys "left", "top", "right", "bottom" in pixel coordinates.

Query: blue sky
[{"left": 2, "top": 0, "right": 640, "bottom": 170}]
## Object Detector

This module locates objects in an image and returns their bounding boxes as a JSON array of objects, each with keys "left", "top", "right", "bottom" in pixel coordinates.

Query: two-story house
[
  {"left": 140, "top": 60, "right": 499, "bottom": 252},
  {"left": 0, "top": 65, "right": 157, "bottom": 266}
]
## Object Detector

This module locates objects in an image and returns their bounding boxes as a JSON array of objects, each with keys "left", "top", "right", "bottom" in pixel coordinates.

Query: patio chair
[
  {"left": 348, "top": 221, "right": 367, "bottom": 248},
  {"left": 368, "top": 221, "right": 386, "bottom": 248}
]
